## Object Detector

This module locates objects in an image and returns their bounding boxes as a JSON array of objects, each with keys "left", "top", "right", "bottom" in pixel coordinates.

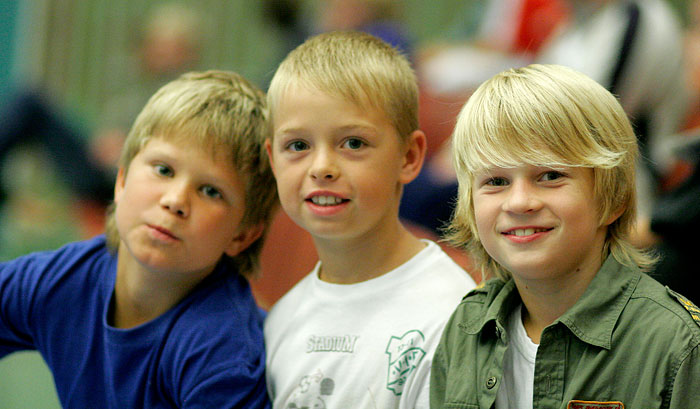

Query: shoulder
[
  {"left": 627, "top": 274, "right": 700, "bottom": 341},
  {"left": 2, "top": 235, "right": 109, "bottom": 267},
  {"left": 165, "top": 310, "right": 264, "bottom": 359},
  {"left": 264, "top": 270, "right": 316, "bottom": 337},
  {"left": 168, "top": 273, "right": 265, "bottom": 348},
  {"left": 1, "top": 235, "right": 113, "bottom": 288},
  {"left": 422, "top": 241, "right": 468, "bottom": 270},
  {"left": 376, "top": 242, "right": 476, "bottom": 314},
  {"left": 54, "top": 236, "right": 113, "bottom": 276},
  {"left": 665, "top": 288, "right": 700, "bottom": 331},
  {"left": 410, "top": 241, "right": 476, "bottom": 285},
  {"left": 436, "top": 279, "right": 513, "bottom": 365},
  {"left": 160, "top": 287, "right": 269, "bottom": 408},
  {"left": 161, "top": 276, "right": 266, "bottom": 377},
  {"left": 181, "top": 274, "right": 263, "bottom": 332},
  {"left": 460, "top": 278, "right": 507, "bottom": 304},
  {"left": 0, "top": 236, "right": 113, "bottom": 352},
  {"left": 443, "top": 278, "right": 509, "bottom": 330},
  {"left": 266, "top": 269, "right": 316, "bottom": 316}
]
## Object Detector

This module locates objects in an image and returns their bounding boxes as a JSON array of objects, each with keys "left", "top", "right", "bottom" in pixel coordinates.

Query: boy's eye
[
  {"left": 485, "top": 177, "right": 508, "bottom": 187},
  {"left": 154, "top": 164, "right": 173, "bottom": 177},
  {"left": 342, "top": 138, "right": 365, "bottom": 150},
  {"left": 287, "top": 140, "right": 309, "bottom": 152},
  {"left": 540, "top": 171, "right": 565, "bottom": 181},
  {"left": 201, "top": 185, "right": 223, "bottom": 199}
]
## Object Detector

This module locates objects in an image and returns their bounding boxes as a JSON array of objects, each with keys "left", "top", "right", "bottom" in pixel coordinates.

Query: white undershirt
[{"left": 495, "top": 303, "right": 538, "bottom": 409}]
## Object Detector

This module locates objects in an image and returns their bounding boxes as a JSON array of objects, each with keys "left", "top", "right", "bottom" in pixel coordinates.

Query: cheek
[
  {"left": 113, "top": 197, "right": 134, "bottom": 236},
  {"left": 472, "top": 197, "right": 497, "bottom": 243},
  {"left": 194, "top": 207, "right": 240, "bottom": 240},
  {"left": 571, "top": 203, "right": 602, "bottom": 234},
  {"left": 355, "top": 172, "right": 396, "bottom": 208},
  {"left": 206, "top": 211, "right": 242, "bottom": 238},
  {"left": 271, "top": 160, "right": 296, "bottom": 186},
  {"left": 123, "top": 183, "right": 157, "bottom": 209},
  {"left": 471, "top": 196, "right": 490, "bottom": 229},
  {"left": 274, "top": 175, "right": 298, "bottom": 210}
]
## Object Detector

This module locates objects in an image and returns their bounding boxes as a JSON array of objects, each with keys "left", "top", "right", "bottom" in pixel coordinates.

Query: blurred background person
[
  {"left": 630, "top": 0, "right": 700, "bottom": 304},
  {"left": 536, "top": 0, "right": 689, "bottom": 222},
  {"left": 316, "top": 0, "right": 414, "bottom": 56},
  {"left": 92, "top": 2, "right": 205, "bottom": 170}
]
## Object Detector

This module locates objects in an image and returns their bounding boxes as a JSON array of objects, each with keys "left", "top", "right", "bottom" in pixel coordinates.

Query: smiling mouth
[
  {"left": 504, "top": 228, "right": 552, "bottom": 236},
  {"left": 308, "top": 195, "right": 348, "bottom": 206}
]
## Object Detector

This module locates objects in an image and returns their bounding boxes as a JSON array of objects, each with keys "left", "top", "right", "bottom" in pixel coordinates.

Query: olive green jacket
[{"left": 430, "top": 256, "right": 700, "bottom": 409}]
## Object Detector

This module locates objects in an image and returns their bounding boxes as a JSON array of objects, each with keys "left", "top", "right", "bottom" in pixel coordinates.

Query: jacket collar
[
  {"left": 465, "top": 256, "right": 641, "bottom": 349},
  {"left": 556, "top": 255, "right": 640, "bottom": 349},
  {"left": 460, "top": 278, "right": 520, "bottom": 343}
]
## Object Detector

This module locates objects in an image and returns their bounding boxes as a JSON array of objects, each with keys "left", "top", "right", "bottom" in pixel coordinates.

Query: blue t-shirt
[{"left": 0, "top": 235, "right": 270, "bottom": 408}]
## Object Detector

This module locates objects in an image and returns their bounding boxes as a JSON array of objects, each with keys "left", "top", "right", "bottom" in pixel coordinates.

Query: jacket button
[{"left": 486, "top": 376, "right": 497, "bottom": 389}]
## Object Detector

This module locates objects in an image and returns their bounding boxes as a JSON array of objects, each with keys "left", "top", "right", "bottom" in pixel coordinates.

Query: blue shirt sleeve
[
  {"left": 179, "top": 361, "right": 271, "bottom": 409},
  {"left": 0, "top": 252, "right": 44, "bottom": 355}
]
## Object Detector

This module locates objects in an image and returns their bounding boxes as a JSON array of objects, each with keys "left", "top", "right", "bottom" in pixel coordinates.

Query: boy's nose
[
  {"left": 160, "top": 183, "right": 190, "bottom": 217},
  {"left": 502, "top": 180, "right": 541, "bottom": 213},
  {"left": 309, "top": 150, "right": 339, "bottom": 181}
]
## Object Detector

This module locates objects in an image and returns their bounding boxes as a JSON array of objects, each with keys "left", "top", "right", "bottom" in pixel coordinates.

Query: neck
[
  {"left": 313, "top": 220, "right": 425, "bottom": 284},
  {"left": 514, "top": 259, "right": 603, "bottom": 344},
  {"left": 518, "top": 287, "right": 573, "bottom": 344},
  {"left": 112, "top": 254, "right": 209, "bottom": 329}
]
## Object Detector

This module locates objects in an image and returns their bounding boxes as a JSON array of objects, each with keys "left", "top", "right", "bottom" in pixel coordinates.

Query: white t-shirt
[
  {"left": 264, "top": 240, "right": 476, "bottom": 409},
  {"left": 496, "top": 303, "right": 538, "bottom": 409}
]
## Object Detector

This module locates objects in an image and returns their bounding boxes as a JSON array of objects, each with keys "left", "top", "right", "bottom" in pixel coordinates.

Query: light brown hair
[{"left": 105, "top": 70, "right": 277, "bottom": 277}]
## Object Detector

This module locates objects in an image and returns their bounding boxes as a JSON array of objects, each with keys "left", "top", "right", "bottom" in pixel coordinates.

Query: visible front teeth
[
  {"left": 511, "top": 228, "right": 548, "bottom": 236},
  {"left": 311, "top": 196, "right": 343, "bottom": 206}
]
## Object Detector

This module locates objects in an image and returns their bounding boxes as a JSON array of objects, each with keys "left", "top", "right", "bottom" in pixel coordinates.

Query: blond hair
[
  {"left": 105, "top": 70, "right": 277, "bottom": 277},
  {"left": 267, "top": 30, "right": 418, "bottom": 141},
  {"left": 446, "top": 64, "right": 656, "bottom": 280}
]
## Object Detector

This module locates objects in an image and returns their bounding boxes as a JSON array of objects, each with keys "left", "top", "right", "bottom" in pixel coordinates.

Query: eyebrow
[
  {"left": 336, "top": 124, "right": 376, "bottom": 133},
  {"left": 276, "top": 123, "right": 378, "bottom": 135}
]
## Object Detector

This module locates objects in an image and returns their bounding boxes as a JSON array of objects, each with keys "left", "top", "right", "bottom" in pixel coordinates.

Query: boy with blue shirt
[
  {"left": 431, "top": 64, "right": 700, "bottom": 408},
  {"left": 0, "top": 70, "right": 276, "bottom": 408},
  {"left": 263, "top": 31, "right": 476, "bottom": 409}
]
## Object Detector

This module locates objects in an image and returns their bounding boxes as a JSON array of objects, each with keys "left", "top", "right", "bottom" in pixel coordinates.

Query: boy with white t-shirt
[{"left": 263, "top": 31, "right": 476, "bottom": 409}]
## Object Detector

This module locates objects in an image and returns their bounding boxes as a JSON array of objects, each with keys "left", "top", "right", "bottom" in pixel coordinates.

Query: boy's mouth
[
  {"left": 503, "top": 227, "right": 552, "bottom": 236},
  {"left": 308, "top": 195, "right": 348, "bottom": 206},
  {"left": 148, "top": 224, "right": 180, "bottom": 241}
]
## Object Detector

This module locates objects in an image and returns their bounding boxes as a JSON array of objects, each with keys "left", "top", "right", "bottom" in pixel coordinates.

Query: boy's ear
[
  {"left": 224, "top": 223, "right": 265, "bottom": 258},
  {"left": 603, "top": 205, "right": 626, "bottom": 226},
  {"left": 264, "top": 138, "right": 276, "bottom": 175},
  {"left": 399, "top": 130, "right": 427, "bottom": 185},
  {"left": 114, "top": 167, "right": 126, "bottom": 204}
]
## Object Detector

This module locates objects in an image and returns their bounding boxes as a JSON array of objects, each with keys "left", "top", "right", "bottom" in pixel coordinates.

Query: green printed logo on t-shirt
[{"left": 385, "top": 330, "right": 426, "bottom": 395}]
